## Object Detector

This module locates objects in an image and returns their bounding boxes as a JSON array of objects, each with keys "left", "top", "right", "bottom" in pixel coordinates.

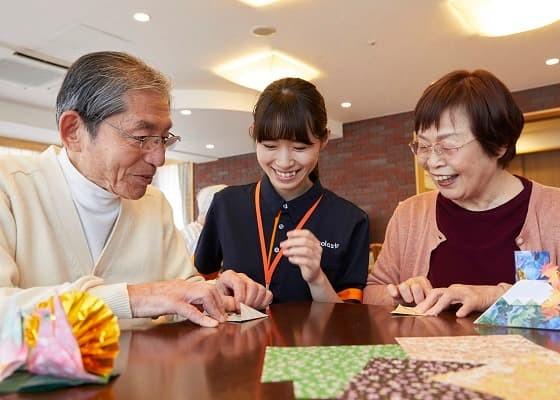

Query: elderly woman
[{"left": 364, "top": 69, "right": 560, "bottom": 317}]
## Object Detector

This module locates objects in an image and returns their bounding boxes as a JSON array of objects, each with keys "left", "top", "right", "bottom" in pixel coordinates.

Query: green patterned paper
[{"left": 261, "top": 345, "right": 406, "bottom": 399}]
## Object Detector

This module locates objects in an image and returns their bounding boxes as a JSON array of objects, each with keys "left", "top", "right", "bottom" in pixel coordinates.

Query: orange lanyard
[{"left": 255, "top": 180, "right": 323, "bottom": 289}]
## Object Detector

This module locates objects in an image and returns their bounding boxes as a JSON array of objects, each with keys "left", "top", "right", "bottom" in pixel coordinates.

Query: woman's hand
[
  {"left": 280, "top": 229, "right": 341, "bottom": 303},
  {"left": 280, "top": 229, "right": 323, "bottom": 284},
  {"left": 386, "top": 276, "right": 433, "bottom": 305},
  {"left": 414, "top": 284, "right": 507, "bottom": 317}
]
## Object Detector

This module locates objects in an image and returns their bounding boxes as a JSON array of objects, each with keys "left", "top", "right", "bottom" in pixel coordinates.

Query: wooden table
[{"left": 7, "top": 303, "right": 560, "bottom": 399}]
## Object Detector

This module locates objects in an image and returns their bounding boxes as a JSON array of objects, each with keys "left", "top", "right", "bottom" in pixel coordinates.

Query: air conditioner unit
[{"left": 0, "top": 47, "right": 67, "bottom": 88}]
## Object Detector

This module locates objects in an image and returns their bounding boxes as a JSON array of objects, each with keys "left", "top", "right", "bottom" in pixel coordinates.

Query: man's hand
[
  {"left": 413, "top": 284, "right": 506, "bottom": 317},
  {"left": 216, "top": 270, "right": 272, "bottom": 310},
  {"left": 387, "top": 276, "right": 433, "bottom": 305},
  {"left": 128, "top": 279, "right": 237, "bottom": 327}
]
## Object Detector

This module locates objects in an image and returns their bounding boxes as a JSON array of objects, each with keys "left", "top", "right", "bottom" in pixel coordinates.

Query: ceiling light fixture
[
  {"left": 341, "top": 102, "right": 352, "bottom": 108},
  {"left": 215, "top": 50, "right": 319, "bottom": 92},
  {"left": 133, "top": 12, "right": 151, "bottom": 23},
  {"left": 252, "top": 26, "right": 277, "bottom": 37},
  {"left": 205, "top": 144, "right": 215, "bottom": 149},
  {"left": 180, "top": 109, "right": 192, "bottom": 115},
  {"left": 238, "top": 0, "right": 279, "bottom": 7},
  {"left": 545, "top": 58, "right": 559, "bottom": 66},
  {"left": 449, "top": 0, "right": 560, "bottom": 36}
]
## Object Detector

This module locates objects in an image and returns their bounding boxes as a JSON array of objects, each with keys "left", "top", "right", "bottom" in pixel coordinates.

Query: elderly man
[{"left": 0, "top": 51, "right": 272, "bottom": 327}]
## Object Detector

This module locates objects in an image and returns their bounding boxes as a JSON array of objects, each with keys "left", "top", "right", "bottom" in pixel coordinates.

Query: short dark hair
[
  {"left": 414, "top": 69, "right": 524, "bottom": 167},
  {"left": 56, "top": 51, "right": 170, "bottom": 138}
]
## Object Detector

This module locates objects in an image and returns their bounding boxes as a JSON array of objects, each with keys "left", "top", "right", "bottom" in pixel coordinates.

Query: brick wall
[{"left": 194, "top": 83, "right": 560, "bottom": 242}]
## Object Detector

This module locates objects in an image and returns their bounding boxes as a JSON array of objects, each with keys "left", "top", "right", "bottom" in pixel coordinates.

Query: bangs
[
  {"left": 414, "top": 81, "right": 472, "bottom": 134},
  {"left": 252, "top": 91, "right": 316, "bottom": 145}
]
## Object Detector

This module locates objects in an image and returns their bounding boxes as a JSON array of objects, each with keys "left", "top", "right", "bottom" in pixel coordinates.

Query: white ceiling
[{"left": 0, "top": 0, "right": 559, "bottom": 162}]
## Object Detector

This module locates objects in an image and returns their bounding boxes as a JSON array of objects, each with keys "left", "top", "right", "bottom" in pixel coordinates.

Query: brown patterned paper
[
  {"left": 432, "top": 354, "right": 560, "bottom": 400},
  {"left": 396, "top": 335, "right": 560, "bottom": 365},
  {"left": 339, "top": 358, "right": 500, "bottom": 400}
]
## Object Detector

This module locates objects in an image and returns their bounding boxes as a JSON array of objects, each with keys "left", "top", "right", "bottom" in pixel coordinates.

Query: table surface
[{"left": 6, "top": 302, "right": 560, "bottom": 399}]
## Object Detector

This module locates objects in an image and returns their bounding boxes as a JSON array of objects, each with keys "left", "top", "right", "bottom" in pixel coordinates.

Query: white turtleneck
[{"left": 57, "top": 148, "right": 121, "bottom": 263}]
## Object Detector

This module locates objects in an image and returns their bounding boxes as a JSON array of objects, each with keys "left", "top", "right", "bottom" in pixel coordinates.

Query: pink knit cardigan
[{"left": 364, "top": 181, "right": 560, "bottom": 305}]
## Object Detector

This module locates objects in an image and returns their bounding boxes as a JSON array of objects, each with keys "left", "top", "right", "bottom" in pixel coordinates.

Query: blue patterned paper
[
  {"left": 515, "top": 251, "right": 550, "bottom": 281},
  {"left": 475, "top": 298, "right": 560, "bottom": 331}
]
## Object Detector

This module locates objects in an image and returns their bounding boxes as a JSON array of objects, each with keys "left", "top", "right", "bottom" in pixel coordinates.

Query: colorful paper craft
[
  {"left": 515, "top": 250, "right": 550, "bottom": 281},
  {"left": 396, "top": 335, "right": 560, "bottom": 365},
  {"left": 390, "top": 304, "right": 427, "bottom": 316},
  {"left": 261, "top": 345, "right": 406, "bottom": 399},
  {"left": 340, "top": 358, "right": 499, "bottom": 400},
  {"left": 432, "top": 354, "right": 560, "bottom": 400},
  {"left": 475, "top": 280, "right": 560, "bottom": 330}
]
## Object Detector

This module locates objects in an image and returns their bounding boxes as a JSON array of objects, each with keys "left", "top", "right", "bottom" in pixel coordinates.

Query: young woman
[{"left": 195, "top": 77, "right": 370, "bottom": 304}]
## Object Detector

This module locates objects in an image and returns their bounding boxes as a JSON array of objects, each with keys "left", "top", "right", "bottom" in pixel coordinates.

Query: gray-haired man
[{"left": 0, "top": 52, "right": 272, "bottom": 326}]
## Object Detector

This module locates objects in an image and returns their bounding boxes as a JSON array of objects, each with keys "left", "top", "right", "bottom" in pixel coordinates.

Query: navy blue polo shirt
[{"left": 194, "top": 176, "right": 370, "bottom": 303}]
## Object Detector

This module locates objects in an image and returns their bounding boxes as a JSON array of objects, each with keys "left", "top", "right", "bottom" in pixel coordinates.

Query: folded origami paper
[{"left": 475, "top": 280, "right": 560, "bottom": 330}]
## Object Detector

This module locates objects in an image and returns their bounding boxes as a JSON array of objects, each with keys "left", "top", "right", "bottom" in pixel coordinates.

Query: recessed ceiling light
[
  {"left": 133, "top": 12, "right": 150, "bottom": 22},
  {"left": 238, "top": 0, "right": 278, "bottom": 6},
  {"left": 215, "top": 50, "right": 319, "bottom": 92},
  {"left": 341, "top": 102, "right": 352, "bottom": 108},
  {"left": 180, "top": 109, "right": 192, "bottom": 116},
  {"left": 205, "top": 144, "right": 215, "bottom": 149},
  {"left": 545, "top": 57, "right": 559, "bottom": 66},
  {"left": 252, "top": 26, "right": 277, "bottom": 37},
  {"left": 449, "top": 0, "right": 560, "bottom": 36}
]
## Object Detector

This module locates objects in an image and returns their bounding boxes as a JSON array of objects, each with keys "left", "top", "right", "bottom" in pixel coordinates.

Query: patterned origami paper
[
  {"left": 475, "top": 280, "right": 560, "bottom": 330},
  {"left": 340, "top": 358, "right": 499, "bottom": 400},
  {"left": 26, "top": 296, "right": 105, "bottom": 382},
  {"left": 0, "top": 299, "right": 27, "bottom": 382},
  {"left": 261, "top": 345, "right": 406, "bottom": 399},
  {"left": 514, "top": 250, "right": 550, "bottom": 281},
  {"left": 432, "top": 354, "right": 560, "bottom": 400},
  {"left": 396, "top": 335, "right": 560, "bottom": 365}
]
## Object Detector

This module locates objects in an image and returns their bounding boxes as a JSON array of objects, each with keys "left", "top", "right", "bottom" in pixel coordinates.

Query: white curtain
[{"left": 152, "top": 162, "right": 193, "bottom": 231}]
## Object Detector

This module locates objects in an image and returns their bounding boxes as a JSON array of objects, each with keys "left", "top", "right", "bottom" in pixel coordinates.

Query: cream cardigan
[
  {"left": 364, "top": 181, "right": 560, "bottom": 305},
  {"left": 0, "top": 146, "right": 200, "bottom": 318}
]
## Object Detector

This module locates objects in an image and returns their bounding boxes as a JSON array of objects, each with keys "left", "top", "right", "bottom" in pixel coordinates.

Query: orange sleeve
[{"left": 337, "top": 288, "right": 363, "bottom": 303}]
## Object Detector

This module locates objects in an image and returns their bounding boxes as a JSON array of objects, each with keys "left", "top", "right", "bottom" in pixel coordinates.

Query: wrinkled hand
[
  {"left": 216, "top": 270, "right": 273, "bottom": 310},
  {"left": 387, "top": 276, "right": 433, "bottom": 305},
  {"left": 128, "top": 279, "right": 237, "bottom": 327},
  {"left": 414, "top": 284, "right": 506, "bottom": 317},
  {"left": 280, "top": 229, "right": 323, "bottom": 283}
]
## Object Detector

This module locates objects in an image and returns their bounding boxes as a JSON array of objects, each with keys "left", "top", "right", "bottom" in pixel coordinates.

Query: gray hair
[{"left": 56, "top": 51, "right": 171, "bottom": 138}]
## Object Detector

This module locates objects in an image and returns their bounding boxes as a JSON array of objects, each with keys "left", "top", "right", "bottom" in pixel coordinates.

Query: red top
[{"left": 428, "top": 176, "right": 531, "bottom": 288}]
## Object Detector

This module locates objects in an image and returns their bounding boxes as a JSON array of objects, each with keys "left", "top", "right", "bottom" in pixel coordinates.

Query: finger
[
  {"left": 280, "top": 238, "right": 316, "bottom": 252},
  {"left": 387, "top": 284, "right": 400, "bottom": 299},
  {"left": 425, "top": 292, "right": 455, "bottom": 316},
  {"left": 262, "top": 290, "right": 273, "bottom": 308},
  {"left": 249, "top": 284, "right": 267, "bottom": 309},
  {"left": 410, "top": 283, "right": 427, "bottom": 304},
  {"left": 398, "top": 282, "right": 414, "bottom": 304},
  {"left": 286, "top": 229, "right": 315, "bottom": 239},
  {"left": 283, "top": 245, "right": 316, "bottom": 258},
  {"left": 229, "top": 274, "right": 246, "bottom": 305},
  {"left": 177, "top": 303, "right": 219, "bottom": 328},
  {"left": 202, "top": 291, "right": 227, "bottom": 323},
  {"left": 243, "top": 279, "right": 259, "bottom": 307},
  {"left": 221, "top": 294, "right": 238, "bottom": 313},
  {"left": 456, "top": 300, "right": 476, "bottom": 318},
  {"left": 414, "top": 290, "right": 442, "bottom": 314},
  {"left": 418, "top": 277, "right": 433, "bottom": 293}
]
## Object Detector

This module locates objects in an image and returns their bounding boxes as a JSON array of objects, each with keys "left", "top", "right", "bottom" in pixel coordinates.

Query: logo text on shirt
[{"left": 320, "top": 240, "right": 340, "bottom": 249}]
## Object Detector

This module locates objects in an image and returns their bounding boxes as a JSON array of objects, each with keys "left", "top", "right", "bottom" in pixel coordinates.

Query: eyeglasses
[
  {"left": 409, "top": 137, "right": 476, "bottom": 160},
  {"left": 103, "top": 120, "right": 181, "bottom": 151}
]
